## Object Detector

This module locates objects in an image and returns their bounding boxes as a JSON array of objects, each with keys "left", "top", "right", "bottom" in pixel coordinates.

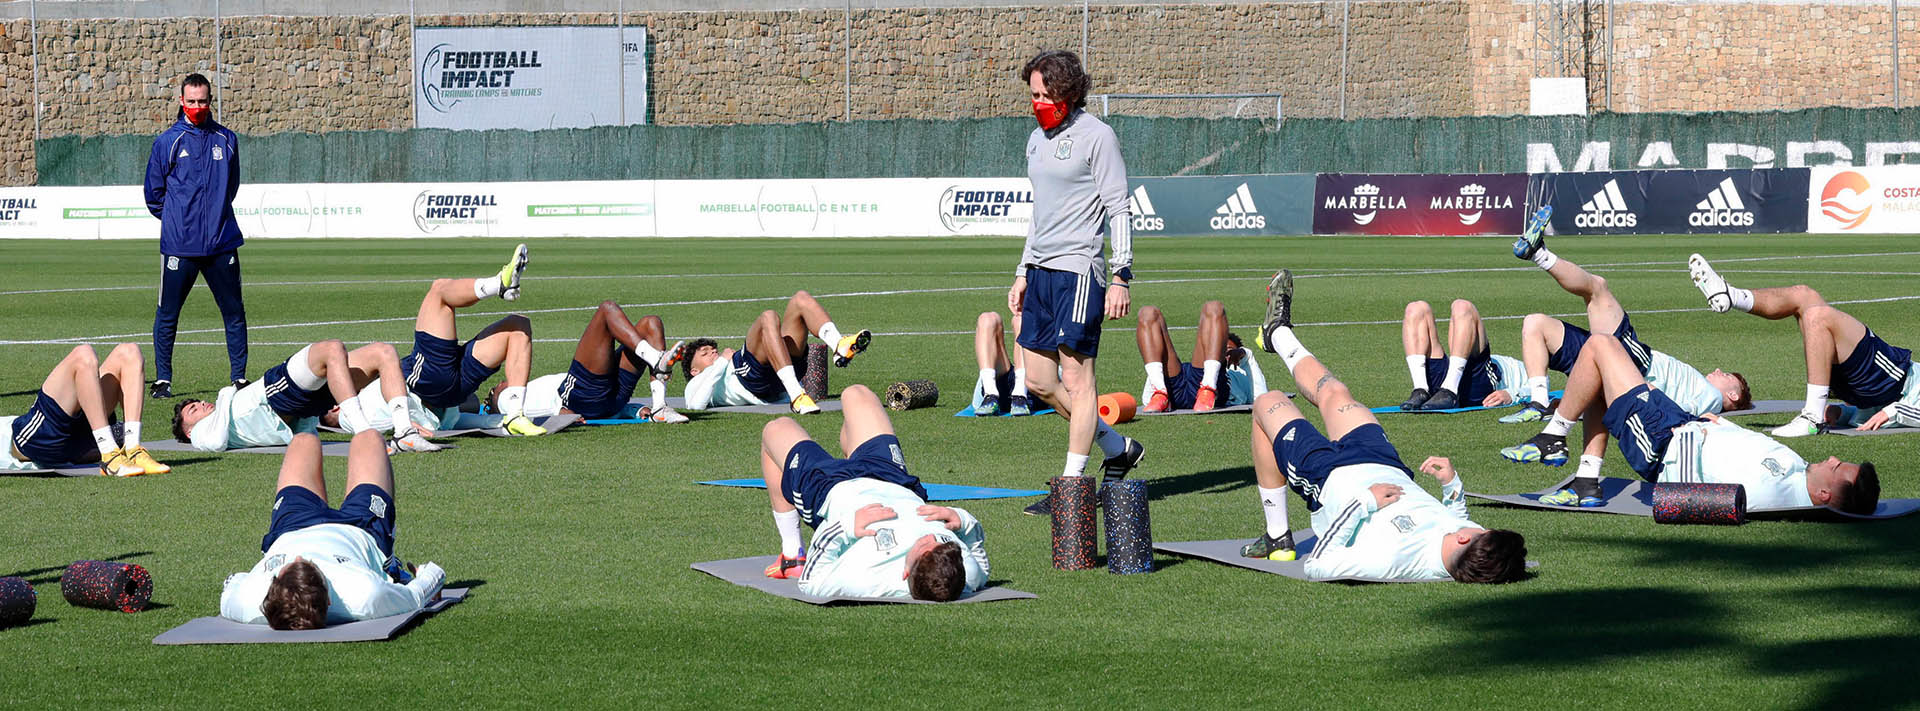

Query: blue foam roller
[{"left": 1101, "top": 479, "right": 1153, "bottom": 574}]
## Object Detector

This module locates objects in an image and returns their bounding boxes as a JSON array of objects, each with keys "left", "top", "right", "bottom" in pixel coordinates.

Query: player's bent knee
[
  {"left": 1450, "top": 299, "right": 1478, "bottom": 318},
  {"left": 1791, "top": 284, "right": 1824, "bottom": 307},
  {"left": 1254, "top": 390, "right": 1290, "bottom": 410},
  {"left": 976, "top": 311, "right": 1002, "bottom": 330},
  {"left": 68, "top": 345, "right": 98, "bottom": 368},
  {"left": 1404, "top": 300, "right": 1431, "bottom": 320},
  {"left": 1522, "top": 312, "right": 1552, "bottom": 334},
  {"left": 1201, "top": 300, "right": 1225, "bottom": 318}
]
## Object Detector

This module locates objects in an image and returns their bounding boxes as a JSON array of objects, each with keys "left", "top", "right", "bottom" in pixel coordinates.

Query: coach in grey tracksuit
[{"left": 1008, "top": 50, "right": 1141, "bottom": 507}]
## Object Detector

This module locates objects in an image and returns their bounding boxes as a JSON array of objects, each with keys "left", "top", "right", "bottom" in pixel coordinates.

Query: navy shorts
[
  {"left": 778, "top": 434, "right": 925, "bottom": 528},
  {"left": 10, "top": 390, "right": 114, "bottom": 465},
  {"left": 1424, "top": 345, "right": 1500, "bottom": 403},
  {"left": 404, "top": 331, "right": 501, "bottom": 409},
  {"left": 261, "top": 362, "right": 336, "bottom": 421},
  {"left": 1832, "top": 328, "right": 1913, "bottom": 409},
  {"left": 1016, "top": 266, "right": 1103, "bottom": 358},
  {"left": 731, "top": 348, "right": 787, "bottom": 402},
  {"left": 1551, "top": 315, "right": 1654, "bottom": 375},
  {"left": 261, "top": 483, "right": 397, "bottom": 560},
  {"left": 1167, "top": 360, "right": 1209, "bottom": 410},
  {"left": 1272, "top": 421, "right": 1413, "bottom": 513},
  {"left": 1602, "top": 384, "right": 1697, "bottom": 481},
  {"left": 559, "top": 357, "right": 645, "bottom": 419}
]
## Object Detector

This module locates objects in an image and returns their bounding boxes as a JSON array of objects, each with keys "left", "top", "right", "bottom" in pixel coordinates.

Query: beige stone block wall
[
  {"left": 1085, "top": 3, "right": 1347, "bottom": 118},
  {"left": 220, "top": 16, "right": 411, "bottom": 134},
  {"left": 635, "top": 10, "right": 846, "bottom": 124},
  {"left": 2, "top": 20, "right": 35, "bottom": 185}
]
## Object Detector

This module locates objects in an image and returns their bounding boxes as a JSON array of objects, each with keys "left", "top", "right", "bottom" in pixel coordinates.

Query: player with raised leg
[
  {"left": 400, "top": 243, "right": 545, "bottom": 436},
  {"left": 2, "top": 344, "right": 167, "bottom": 476},
  {"left": 500, "top": 300, "right": 688, "bottom": 423},
  {"left": 682, "top": 290, "right": 869, "bottom": 414},
  {"left": 173, "top": 338, "right": 433, "bottom": 452},
  {"left": 1247, "top": 270, "right": 1527, "bottom": 583}
]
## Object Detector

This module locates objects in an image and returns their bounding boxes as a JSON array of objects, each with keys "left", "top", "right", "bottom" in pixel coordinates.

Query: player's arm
[
  {"left": 682, "top": 366, "right": 724, "bottom": 410},
  {"left": 144, "top": 134, "right": 172, "bottom": 218},
  {"left": 355, "top": 562, "right": 445, "bottom": 620},
  {"left": 795, "top": 520, "right": 868, "bottom": 597},
  {"left": 1862, "top": 400, "right": 1918, "bottom": 430},
  {"left": 225, "top": 130, "right": 241, "bottom": 204},
  {"left": 1420, "top": 457, "right": 1470, "bottom": 517},
  {"left": 924, "top": 505, "right": 991, "bottom": 590},
  {"left": 1088, "top": 128, "right": 1133, "bottom": 280},
  {"left": 1237, "top": 347, "right": 1271, "bottom": 397},
  {"left": 217, "top": 572, "right": 269, "bottom": 624}
]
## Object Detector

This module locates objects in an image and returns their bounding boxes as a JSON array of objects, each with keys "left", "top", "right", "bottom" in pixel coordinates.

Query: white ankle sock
[
  {"left": 1575, "top": 455, "right": 1604, "bottom": 481},
  {"left": 1441, "top": 356, "right": 1467, "bottom": 393},
  {"left": 1063, "top": 452, "right": 1089, "bottom": 477},
  {"left": 1527, "top": 375, "right": 1552, "bottom": 406},
  {"left": 1729, "top": 286, "right": 1755, "bottom": 313},
  {"left": 1259, "top": 485, "right": 1290, "bottom": 538},
  {"left": 1144, "top": 362, "right": 1167, "bottom": 393},
  {"left": 498, "top": 386, "right": 526, "bottom": 418},
  {"left": 92, "top": 427, "right": 117, "bottom": 458},
  {"left": 473, "top": 277, "right": 503, "bottom": 300},
  {"left": 1267, "top": 326, "right": 1311, "bottom": 371},
  {"left": 1533, "top": 248, "right": 1559, "bottom": 271},
  {"left": 776, "top": 366, "right": 806, "bottom": 400},
  {"left": 338, "top": 396, "right": 371, "bottom": 433},
  {"left": 1406, "top": 355, "right": 1429, "bottom": 391},
  {"left": 633, "top": 341, "right": 664, "bottom": 370},
  {"left": 122, "top": 421, "right": 142, "bottom": 451},
  {"left": 1093, "top": 421, "right": 1126, "bottom": 458},
  {"left": 1201, "top": 360, "right": 1221, "bottom": 389},
  {"left": 1011, "top": 368, "right": 1029, "bottom": 397},
  {"left": 979, "top": 368, "right": 1000, "bottom": 397},
  {"left": 387, "top": 396, "right": 413, "bottom": 435},
  {"left": 651, "top": 379, "right": 669, "bottom": 410},
  {"left": 772, "top": 508, "right": 804, "bottom": 558},
  {"left": 1803, "top": 384, "right": 1829, "bottom": 419},
  {"left": 1544, "top": 412, "right": 1577, "bottom": 437},
  {"left": 819, "top": 322, "right": 843, "bottom": 347}
]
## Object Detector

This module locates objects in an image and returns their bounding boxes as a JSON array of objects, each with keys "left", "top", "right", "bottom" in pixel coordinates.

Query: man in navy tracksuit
[{"left": 144, "top": 72, "right": 247, "bottom": 399}]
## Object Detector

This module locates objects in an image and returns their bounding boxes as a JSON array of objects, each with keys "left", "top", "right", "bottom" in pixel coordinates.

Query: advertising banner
[
  {"left": 414, "top": 26, "right": 648, "bottom": 131},
  {"left": 1125, "top": 175, "right": 1314, "bottom": 237},
  {"left": 1808, "top": 166, "right": 1920, "bottom": 234},
  {"left": 1539, "top": 168, "right": 1810, "bottom": 235},
  {"left": 1313, "top": 173, "right": 1527, "bottom": 236}
]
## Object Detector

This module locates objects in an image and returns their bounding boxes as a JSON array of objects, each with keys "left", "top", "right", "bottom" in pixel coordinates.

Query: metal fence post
[
  {"left": 1339, "top": 0, "right": 1350, "bottom": 119},
  {"left": 843, "top": 0, "right": 851, "bottom": 122}
]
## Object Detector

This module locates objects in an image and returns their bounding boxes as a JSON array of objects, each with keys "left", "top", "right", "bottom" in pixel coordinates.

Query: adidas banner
[
  {"left": 1122, "top": 175, "right": 1314, "bottom": 237},
  {"left": 1537, "top": 169, "right": 1810, "bottom": 235},
  {"left": 1311, "top": 174, "right": 1528, "bottom": 236}
]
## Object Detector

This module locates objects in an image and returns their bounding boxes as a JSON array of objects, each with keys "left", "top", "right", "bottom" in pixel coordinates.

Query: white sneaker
[
  {"left": 650, "top": 405, "right": 690, "bottom": 424},
  {"left": 498, "top": 243, "right": 529, "bottom": 302},
  {"left": 1688, "top": 254, "right": 1731, "bottom": 313},
  {"left": 1770, "top": 412, "right": 1824, "bottom": 438},
  {"left": 389, "top": 432, "right": 446, "bottom": 453}
]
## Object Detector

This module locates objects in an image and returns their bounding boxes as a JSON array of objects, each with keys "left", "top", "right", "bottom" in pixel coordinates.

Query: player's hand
[
  {"left": 916, "top": 505, "right": 963, "bottom": 531},
  {"left": 1482, "top": 391, "right": 1513, "bottom": 408},
  {"left": 1008, "top": 277, "right": 1027, "bottom": 316},
  {"left": 1419, "top": 456, "right": 1457, "bottom": 485},
  {"left": 853, "top": 503, "right": 897, "bottom": 537},
  {"left": 413, "top": 421, "right": 436, "bottom": 439},
  {"left": 1369, "top": 483, "right": 1405, "bottom": 508},
  {"left": 1859, "top": 410, "right": 1892, "bottom": 430},
  {"left": 1103, "top": 283, "right": 1130, "bottom": 321},
  {"left": 1700, "top": 413, "right": 1724, "bottom": 425}
]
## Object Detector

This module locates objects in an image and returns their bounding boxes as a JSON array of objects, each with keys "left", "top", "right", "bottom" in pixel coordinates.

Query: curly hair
[
  {"left": 1018, "top": 50, "right": 1092, "bottom": 109},
  {"left": 682, "top": 338, "right": 719, "bottom": 380},
  {"left": 262, "top": 558, "right": 330, "bottom": 630},
  {"left": 1448, "top": 529, "right": 1528, "bottom": 584},
  {"left": 907, "top": 541, "right": 965, "bottom": 601}
]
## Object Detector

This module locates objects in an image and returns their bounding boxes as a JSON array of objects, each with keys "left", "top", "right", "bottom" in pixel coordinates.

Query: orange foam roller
[{"left": 1098, "top": 392, "right": 1137, "bottom": 425}]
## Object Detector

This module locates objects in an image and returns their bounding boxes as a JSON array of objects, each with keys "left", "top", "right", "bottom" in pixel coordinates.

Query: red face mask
[
  {"left": 183, "top": 105, "right": 210, "bottom": 126},
  {"left": 1032, "top": 99, "right": 1069, "bottom": 131}
]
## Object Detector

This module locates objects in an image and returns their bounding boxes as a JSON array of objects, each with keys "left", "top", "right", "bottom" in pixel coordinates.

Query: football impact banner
[
  {"left": 1537, "top": 168, "right": 1810, "bottom": 235},
  {"left": 414, "top": 25, "right": 648, "bottom": 131},
  {"left": 1807, "top": 166, "right": 1920, "bottom": 234},
  {"left": 1312, "top": 173, "right": 1527, "bottom": 236}
]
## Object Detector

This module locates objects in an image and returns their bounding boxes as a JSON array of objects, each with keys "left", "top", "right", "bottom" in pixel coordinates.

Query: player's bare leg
[
  {"left": 277, "top": 432, "right": 328, "bottom": 500},
  {"left": 749, "top": 309, "right": 819, "bottom": 413},
  {"left": 97, "top": 343, "right": 166, "bottom": 474},
  {"left": 759, "top": 416, "right": 815, "bottom": 576},
  {"left": 1399, "top": 300, "right": 1444, "bottom": 409},
  {"left": 1691, "top": 261, "right": 1871, "bottom": 434},
  {"left": 1020, "top": 344, "right": 1140, "bottom": 516},
  {"left": 972, "top": 312, "right": 1024, "bottom": 416},
  {"left": 1134, "top": 305, "right": 1182, "bottom": 412},
  {"left": 1190, "top": 301, "right": 1229, "bottom": 411},
  {"left": 836, "top": 385, "right": 896, "bottom": 455},
  {"left": 781, "top": 289, "right": 869, "bottom": 367}
]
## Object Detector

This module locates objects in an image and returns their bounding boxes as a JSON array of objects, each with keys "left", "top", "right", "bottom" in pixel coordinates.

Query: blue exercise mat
[
  {"left": 699, "top": 478, "right": 1045, "bottom": 501},
  {"left": 953, "top": 405, "right": 1055, "bottom": 417},
  {"left": 1372, "top": 390, "right": 1564, "bottom": 415}
]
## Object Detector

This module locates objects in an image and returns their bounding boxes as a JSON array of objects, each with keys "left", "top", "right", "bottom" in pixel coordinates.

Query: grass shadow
[
  {"left": 1416, "top": 586, "right": 1733, "bottom": 673},
  {"left": 1145, "top": 465, "right": 1254, "bottom": 501},
  {"left": 3, "top": 551, "right": 155, "bottom": 583}
]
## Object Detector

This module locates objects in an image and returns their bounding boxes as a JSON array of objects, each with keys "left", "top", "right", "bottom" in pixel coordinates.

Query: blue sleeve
[
  {"left": 226, "top": 131, "right": 240, "bottom": 204},
  {"left": 145, "top": 132, "right": 172, "bottom": 219}
]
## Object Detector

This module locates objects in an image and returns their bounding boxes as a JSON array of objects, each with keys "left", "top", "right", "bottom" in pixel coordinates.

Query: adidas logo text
[
  {"left": 1127, "top": 185, "right": 1165, "bottom": 232},
  {"left": 1574, "top": 179, "right": 1638, "bottom": 228},
  {"left": 1688, "top": 177, "right": 1756, "bottom": 227},
  {"left": 1210, "top": 183, "right": 1267, "bottom": 230}
]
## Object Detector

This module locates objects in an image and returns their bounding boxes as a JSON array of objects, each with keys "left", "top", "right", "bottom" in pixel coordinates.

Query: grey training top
[{"left": 1018, "top": 110, "right": 1133, "bottom": 282}]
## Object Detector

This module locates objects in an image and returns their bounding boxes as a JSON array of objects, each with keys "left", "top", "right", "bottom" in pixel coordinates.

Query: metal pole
[
  {"left": 1605, "top": 0, "right": 1613, "bottom": 112},
  {"left": 1896, "top": 0, "right": 1903, "bottom": 107},
  {"left": 409, "top": 0, "right": 417, "bottom": 127},
  {"left": 618, "top": 0, "right": 626, "bottom": 125},
  {"left": 30, "top": 0, "right": 41, "bottom": 148},
  {"left": 1081, "top": 0, "right": 1089, "bottom": 61},
  {"left": 1339, "top": 0, "right": 1350, "bottom": 119},
  {"left": 843, "top": 0, "right": 852, "bottom": 122},
  {"left": 213, "top": 0, "right": 221, "bottom": 103}
]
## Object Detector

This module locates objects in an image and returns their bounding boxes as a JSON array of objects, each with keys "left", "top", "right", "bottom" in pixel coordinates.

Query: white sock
[
  {"left": 122, "top": 421, "right": 142, "bottom": 451},
  {"left": 498, "top": 386, "right": 526, "bottom": 418},
  {"left": 980, "top": 368, "right": 1000, "bottom": 397},
  {"left": 1266, "top": 326, "right": 1311, "bottom": 371},
  {"left": 1201, "top": 360, "right": 1221, "bottom": 389},
  {"left": 1093, "top": 421, "right": 1126, "bottom": 458},
  {"left": 1803, "top": 384, "right": 1829, "bottom": 419},
  {"left": 387, "top": 396, "right": 413, "bottom": 436},
  {"left": 651, "top": 379, "right": 669, "bottom": 410},
  {"left": 337, "top": 396, "right": 371, "bottom": 433},
  {"left": 1063, "top": 452, "right": 1090, "bottom": 477},
  {"left": 92, "top": 427, "right": 118, "bottom": 458},
  {"left": 1533, "top": 247, "right": 1559, "bottom": 271},
  {"left": 1527, "top": 375, "right": 1552, "bottom": 406},
  {"left": 473, "top": 276, "right": 503, "bottom": 300},
  {"left": 1441, "top": 356, "right": 1467, "bottom": 393},
  {"left": 1543, "top": 412, "right": 1576, "bottom": 437},
  {"left": 633, "top": 341, "right": 664, "bottom": 370},
  {"left": 772, "top": 508, "right": 804, "bottom": 558},
  {"left": 819, "top": 322, "right": 843, "bottom": 347},
  {"left": 1259, "top": 485, "right": 1290, "bottom": 538},
  {"left": 1575, "top": 455, "right": 1604, "bottom": 481},
  {"left": 1406, "top": 355, "right": 1429, "bottom": 391},
  {"left": 1144, "top": 362, "right": 1167, "bottom": 393},
  {"left": 776, "top": 365, "right": 806, "bottom": 400},
  {"left": 1011, "top": 368, "right": 1029, "bottom": 398},
  {"left": 1729, "top": 286, "right": 1755, "bottom": 313}
]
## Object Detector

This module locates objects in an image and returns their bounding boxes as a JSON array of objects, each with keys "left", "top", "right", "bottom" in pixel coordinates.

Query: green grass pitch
[{"left": 1, "top": 234, "right": 1916, "bottom": 708}]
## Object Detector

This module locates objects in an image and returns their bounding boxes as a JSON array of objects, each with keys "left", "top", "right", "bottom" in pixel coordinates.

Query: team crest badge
[
  {"left": 1392, "top": 515, "right": 1414, "bottom": 533},
  {"left": 369, "top": 495, "right": 388, "bottom": 519},
  {"left": 875, "top": 528, "right": 897, "bottom": 551},
  {"left": 1761, "top": 457, "right": 1787, "bottom": 477},
  {"left": 166, "top": 256, "right": 179, "bottom": 270},
  {"left": 212, "top": 145, "right": 225, "bottom": 161},
  {"left": 1054, "top": 139, "right": 1074, "bottom": 160}
]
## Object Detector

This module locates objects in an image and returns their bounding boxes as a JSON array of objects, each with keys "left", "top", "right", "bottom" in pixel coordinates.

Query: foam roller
[
  {"left": 1098, "top": 392, "right": 1137, "bottom": 425},
  {"left": 801, "top": 343, "right": 830, "bottom": 400},
  {"left": 0, "top": 577, "right": 34, "bottom": 628},
  {"left": 1652, "top": 483, "right": 1747, "bottom": 525},
  {"left": 1101, "top": 479, "right": 1153, "bottom": 575},
  {"left": 885, "top": 380, "right": 939, "bottom": 411},
  {"left": 60, "top": 560, "right": 153, "bottom": 613},
  {"left": 1050, "top": 476, "right": 1098, "bottom": 570}
]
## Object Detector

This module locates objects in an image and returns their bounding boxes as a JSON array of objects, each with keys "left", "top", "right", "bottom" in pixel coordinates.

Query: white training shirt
[
  {"left": 341, "top": 379, "right": 447, "bottom": 432},
  {"left": 187, "top": 381, "right": 318, "bottom": 452},
  {"left": 1659, "top": 420, "right": 1814, "bottom": 512},
  {"left": 682, "top": 350, "right": 779, "bottom": 410},
  {"left": 1488, "top": 354, "right": 1529, "bottom": 399},
  {"left": 1301, "top": 465, "right": 1479, "bottom": 582},
  {"left": 219, "top": 523, "right": 444, "bottom": 625},
  {"left": 798, "top": 479, "right": 990, "bottom": 600},
  {"left": 0, "top": 417, "right": 32, "bottom": 470},
  {"left": 520, "top": 372, "right": 570, "bottom": 419},
  {"left": 1645, "top": 351, "right": 1724, "bottom": 416}
]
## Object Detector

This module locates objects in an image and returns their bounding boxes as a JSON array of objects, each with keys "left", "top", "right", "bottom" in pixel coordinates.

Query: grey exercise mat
[
  {"left": 1154, "top": 532, "right": 1450, "bottom": 583},
  {"left": 638, "top": 397, "right": 842, "bottom": 415},
  {"left": 1830, "top": 425, "right": 1918, "bottom": 437},
  {"left": 152, "top": 588, "right": 468, "bottom": 645},
  {"left": 143, "top": 439, "right": 356, "bottom": 457},
  {"left": 320, "top": 414, "right": 580, "bottom": 438},
  {"left": 2, "top": 463, "right": 105, "bottom": 477},
  {"left": 691, "top": 556, "right": 1035, "bottom": 605},
  {"left": 1721, "top": 400, "right": 1806, "bottom": 417},
  {"left": 1470, "top": 474, "right": 1920, "bottom": 520},
  {"left": 1138, "top": 403, "right": 1253, "bottom": 416}
]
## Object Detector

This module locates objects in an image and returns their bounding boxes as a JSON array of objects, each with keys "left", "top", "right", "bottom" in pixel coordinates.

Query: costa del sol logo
[{"left": 1821, "top": 171, "right": 1872, "bottom": 230}]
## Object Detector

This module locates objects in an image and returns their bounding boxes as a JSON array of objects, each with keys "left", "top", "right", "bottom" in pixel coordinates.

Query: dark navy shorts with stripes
[
  {"left": 1271, "top": 421, "right": 1413, "bottom": 513},
  {"left": 1016, "top": 266, "right": 1104, "bottom": 358},
  {"left": 1831, "top": 328, "right": 1912, "bottom": 410},
  {"left": 1603, "top": 384, "right": 1698, "bottom": 481}
]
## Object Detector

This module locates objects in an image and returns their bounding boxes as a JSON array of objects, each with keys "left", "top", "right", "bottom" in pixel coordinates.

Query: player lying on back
[
  {"left": 969, "top": 311, "right": 1034, "bottom": 416},
  {"left": 757, "top": 384, "right": 990, "bottom": 601},
  {"left": 173, "top": 339, "right": 433, "bottom": 452},
  {"left": 490, "top": 300, "right": 688, "bottom": 423},
  {"left": 1244, "top": 270, "right": 1527, "bottom": 583},
  {"left": 1134, "top": 301, "right": 1269, "bottom": 412},
  {"left": 1505, "top": 332, "right": 1878, "bottom": 513},
  {"left": 1396, "top": 297, "right": 1528, "bottom": 411},
  {"left": 395, "top": 243, "right": 545, "bottom": 436},
  {"left": 1691, "top": 255, "right": 1920, "bottom": 436},
  {"left": 681, "top": 290, "right": 870, "bottom": 414},
  {"left": 2, "top": 344, "right": 169, "bottom": 476},
  {"left": 219, "top": 431, "right": 446, "bottom": 629}
]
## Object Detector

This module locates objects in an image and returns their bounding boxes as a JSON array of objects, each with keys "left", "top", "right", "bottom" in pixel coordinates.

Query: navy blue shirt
[{"left": 144, "top": 115, "right": 244, "bottom": 257}]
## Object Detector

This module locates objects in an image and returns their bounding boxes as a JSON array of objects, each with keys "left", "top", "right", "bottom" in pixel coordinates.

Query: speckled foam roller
[
  {"left": 0, "top": 577, "right": 34, "bottom": 627},
  {"left": 801, "top": 343, "right": 830, "bottom": 400},
  {"left": 1101, "top": 479, "right": 1153, "bottom": 575},
  {"left": 60, "top": 560, "right": 153, "bottom": 613},
  {"left": 1050, "top": 476, "right": 1098, "bottom": 570},
  {"left": 884, "top": 380, "right": 940, "bottom": 411},
  {"left": 1652, "top": 483, "right": 1747, "bottom": 525}
]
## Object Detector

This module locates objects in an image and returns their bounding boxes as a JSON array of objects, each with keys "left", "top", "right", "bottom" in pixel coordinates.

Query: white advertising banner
[
  {"left": 650, "top": 178, "right": 1031, "bottom": 238},
  {"left": 1809, "top": 166, "right": 1920, "bottom": 234},
  {"left": 414, "top": 26, "right": 648, "bottom": 130}
]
